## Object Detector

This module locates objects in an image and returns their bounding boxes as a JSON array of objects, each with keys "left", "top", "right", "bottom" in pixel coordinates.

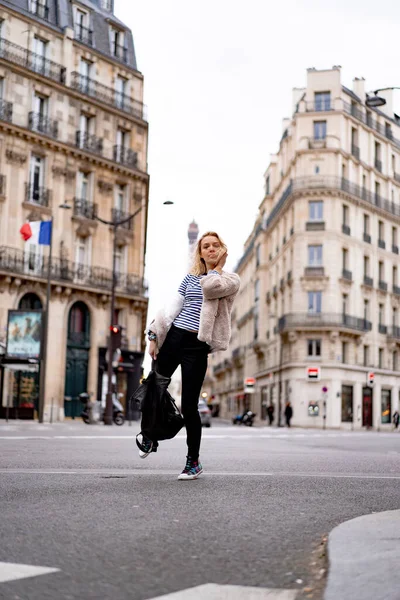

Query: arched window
[
  {"left": 18, "top": 293, "right": 42, "bottom": 310},
  {"left": 69, "top": 302, "right": 89, "bottom": 334}
]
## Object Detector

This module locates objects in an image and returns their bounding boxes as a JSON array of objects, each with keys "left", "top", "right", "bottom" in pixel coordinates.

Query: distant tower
[{"left": 188, "top": 220, "right": 199, "bottom": 265}]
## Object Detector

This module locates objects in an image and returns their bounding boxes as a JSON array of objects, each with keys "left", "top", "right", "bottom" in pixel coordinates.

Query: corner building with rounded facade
[
  {"left": 0, "top": 0, "right": 149, "bottom": 420},
  {"left": 211, "top": 67, "right": 400, "bottom": 430}
]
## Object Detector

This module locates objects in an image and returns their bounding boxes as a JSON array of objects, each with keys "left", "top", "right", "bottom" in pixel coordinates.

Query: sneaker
[
  {"left": 178, "top": 457, "right": 203, "bottom": 480},
  {"left": 138, "top": 436, "right": 153, "bottom": 459}
]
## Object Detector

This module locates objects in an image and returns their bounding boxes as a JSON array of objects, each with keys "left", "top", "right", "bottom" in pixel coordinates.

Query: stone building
[
  {"left": 211, "top": 66, "right": 400, "bottom": 430},
  {"left": 0, "top": 0, "right": 149, "bottom": 420}
]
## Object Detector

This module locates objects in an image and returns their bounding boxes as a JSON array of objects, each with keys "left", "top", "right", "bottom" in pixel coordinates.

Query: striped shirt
[{"left": 173, "top": 271, "right": 220, "bottom": 331}]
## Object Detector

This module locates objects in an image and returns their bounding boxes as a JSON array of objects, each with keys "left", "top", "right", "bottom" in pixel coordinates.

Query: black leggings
[{"left": 154, "top": 325, "right": 210, "bottom": 460}]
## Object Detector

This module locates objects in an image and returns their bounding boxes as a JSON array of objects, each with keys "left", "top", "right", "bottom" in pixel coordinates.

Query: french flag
[{"left": 20, "top": 221, "right": 52, "bottom": 246}]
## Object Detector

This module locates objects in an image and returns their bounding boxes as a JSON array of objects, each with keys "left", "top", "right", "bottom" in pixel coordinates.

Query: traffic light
[
  {"left": 367, "top": 371, "right": 374, "bottom": 387},
  {"left": 110, "top": 325, "right": 122, "bottom": 354}
]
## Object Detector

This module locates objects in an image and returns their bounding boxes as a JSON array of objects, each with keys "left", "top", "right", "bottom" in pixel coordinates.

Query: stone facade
[
  {"left": 211, "top": 66, "right": 400, "bottom": 430},
  {"left": 0, "top": 0, "right": 149, "bottom": 420}
]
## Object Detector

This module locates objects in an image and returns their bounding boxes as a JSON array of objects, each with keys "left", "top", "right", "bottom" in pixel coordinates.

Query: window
[
  {"left": 309, "top": 200, "right": 323, "bottom": 221},
  {"left": 366, "top": 110, "right": 372, "bottom": 126},
  {"left": 77, "top": 171, "right": 91, "bottom": 201},
  {"left": 342, "top": 342, "right": 348, "bottom": 364},
  {"left": 363, "top": 299, "right": 369, "bottom": 322},
  {"left": 307, "top": 339, "right": 321, "bottom": 357},
  {"left": 314, "top": 92, "right": 331, "bottom": 111},
  {"left": 79, "top": 113, "right": 93, "bottom": 147},
  {"left": 265, "top": 176, "right": 270, "bottom": 195},
  {"left": 254, "top": 311, "right": 259, "bottom": 341},
  {"left": 101, "top": 0, "right": 113, "bottom": 11},
  {"left": 79, "top": 58, "right": 92, "bottom": 80},
  {"left": 392, "top": 154, "right": 396, "bottom": 174},
  {"left": 75, "top": 236, "right": 89, "bottom": 266},
  {"left": 315, "top": 165, "right": 320, "bottom": 174},
  {"left": 363, "top": 256, "right": 370, "bottom": 276},
  {"left": 308, "top": 245, "right": 322, "bottom": 266},
  {"left": 313, "top": 121, "right": 327, "bottom": 140},
  {"left": 74, "top": 8, "right": 92, "bottom": 43},
  {"left": 115, "top": 245, "right": 127, "bottom": 274},
  {"left": 393, "top": 307, "right": 398, "bottom": 326},
  {"left": 375, "top": 181, "right": 381, "bottom": 200},
  {"left": 363, "top": 345, "right": 369, "bottom": 367},
  {"left": 342, "top": 248, "right": 348, "bottom": 270},
  {"left": 30, "top": 0, "right": 48, "bottom": 19},
  {"left": 254, "top": 279, "right": 260, "bottom": 302},
  {"left": 255, "top": 244, "right": 261, "bottom": 267},
  {"left": 109, "top": 26, "right": 126, "bottom": 61},
  {"left": 115, "top": 128, "right": 128, "bottom": 160},
  {"left": 363, "top": 214, "right": 370, "bottom": 234},
  {"left": 393, "top": 266, "right": 398, "bottom": 287},
  {"left": 115, "top": 75, "right": 127, "bottom": 109},
  {"left": 392, "top": 227, "right": 398, "bottom": 247},
  {"left": 393, "top": 351, "right": 398, "bottom": 371},
  {"left": 378, "top": 303, "right": 384, "bottom": 326},
  {"left": 342, "top": 204, "right": 349, "bottom": 226},
  {"left": 29, "top": 155, "right": 44, "bottom": 202},
  {"left": 379, "top": 348, "right": 384, "bottom": 369},
  {"left": 31, "top": 93, "right": 48, "bottom": 133},
  {"left": 381, "top": 389, "right": 391, "bottom": 424},
  {"left": 379, "top": 261, "right": 384, "bottom": 281},
  {"left": 308, "top": 291, "right": 322, "bottom": 314},
  {"left": 32, "top": 37, "right": 47, "bottom": 74},
  {"left": 351, "top": 128, "right": 359, "bottom": 156},
  {"left": 115, "top": 184, "right": 126, "bottom": 213},
  {"left": 341, "top": 385, "right": 353, "bottom": 422},
  {"left": 342, "top": 294, "right": 348, "bottom": 315},
  {"left": 378, "top": 220, "right": 384, "bottom": 241},
  {"left": 375, "top": 141, "right": 381, "bottom": 161}
]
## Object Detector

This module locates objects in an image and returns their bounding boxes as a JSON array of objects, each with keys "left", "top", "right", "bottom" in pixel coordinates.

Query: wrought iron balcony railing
[
  {"left": 363, "top": 275, "right": 373, "bottom": 287},
  {"left": 378, "top": 324, "right": 388, "bottom": 334},
  {"left": 342, "top": 224, "right": 351, "bottom": 235},
  {"left": 75, "top": 131, "right": 103, "bottom": 155},
  {"left": 387, "top": 326, "right": 400, "bottom": 339},
  {"left": 393, "top": 285, "right": 400, "bottom": 296},
  {"left": 278, "top": 313, "right": 372, "bottom": 334},
  {"left": 28, "top": 112, "right": 58, "bottom": 138},
  {"left": 113, "top": 145, "right": 138, "bottom": 169},
  {"left": 70, "top": 72, "right": 146, "bottom": 120},
  {"left": 351, "top": 144, "right": 360, "bottom": 160},
  {"left": 392, "top": 244, "right": 399, "bottom": 255},
  {"left": 379, "top": 280, "right": 388, "bottom": 292},
  {"left": 74, "top": 24, "right": 93, "bottom": 46},
  {"left": 378, "top": 238, "right": 386, "bottom": 249},
  {"left": 0, "top": 38, "right": 66, "bottom": 84},
  {"left": 25, "top": 183, "right": 51, "bottom": 207},
  {"left": 342, "top": 269, "right": 352, "bottom": 281},
  {"left": 375, "top": 158, "right": 383, "bottom": 173},
  {"left": 0, "top": 174, "right": 5, "bottom": 196},
  {"left": 0, "top": 99, "right": 12, "bottom": 123},
  {"left": 304, "top": 266, "right": 325, "bottom": 277},
  {"left": 0, "top": 245, "right": 147, "bottom": 297},
  {"left": 29, "top": 1, "right": 49, "bottom": 20},
  {"left": 111, "top": 208, "right": 133, "bottom": 230},
  {"left": 363, "top": 232, "right": 371, "bottom": 243},
  {"left": 73, "top": 198, "right": 98, "bottom": 220}
]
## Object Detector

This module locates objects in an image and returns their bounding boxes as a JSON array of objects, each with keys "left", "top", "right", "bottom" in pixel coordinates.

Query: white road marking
[
  {"left": 147, "top": 583, "right": 297, "bottom": 599},
  {"left": 0, "top": 561, "right": 59, "bottom": 584},
  {"left": 1, "top": 469, "right": 399, "bottom": 480}
]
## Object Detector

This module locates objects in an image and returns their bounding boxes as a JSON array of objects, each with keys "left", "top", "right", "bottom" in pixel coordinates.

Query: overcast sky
[{"left": 115, "top": 0, "right": 400, "bottom": 363}]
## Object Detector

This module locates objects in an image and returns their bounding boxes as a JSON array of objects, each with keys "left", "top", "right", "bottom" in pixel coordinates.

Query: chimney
[{"left": 353, "top": 77, "right": 365, "bottom": 101}]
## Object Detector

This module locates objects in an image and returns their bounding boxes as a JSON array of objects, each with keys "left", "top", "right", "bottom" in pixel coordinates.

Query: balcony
[
  {"left": 280, "top": 277, "right": 285, "bottom": 291},
  {"left": 111, "top": 208, "right": 133, "bottom": 230},
  {"left": 29, "top": 1, "right": 49, "bottom": 20},
  {"left": 392, "top": 244, "right": 399, "bottom": 255},
  {"left": 342, "top": 269, "right": 352, "bottom": 281},
  {"left": 278, "top": 313, "right": 372, "bottom": 334},
  {"left": 351, "top": 144, "right": 360, "bottom": 160},
  {"left": 375, "top": 158, "right": 383, "bottom": 173},
  {"left": 0, "top": 99, "right": 12, "bottom": 123},
  {"left": 0, "top": 38, "right": 66, "bottom": 84},
  {"left": 363, "top": 232, "right": 371, "bottom": 244},
  {"left": 70, "top": 72, "right": 146, "bottom": 121},
  {"left": 28, "top": 112, "right": 58, "bottom": 139},
  {"left": 113, "top": 146, "right": 138, "bottom": 169},
  {"left": 379, "top": 280, "right": 388, "bottom": 292},
  {"left": 387, "top": 326, "right": 400, "bottom": 340},
  {"left": 378, "top": 239, "right": 386, "bottom": 249},
  {"left": 379, "top": 324, "right": 388, "bottom": 334},
  {"left": 306, "top": 220, "right": 325, "bottom": 231},
  {"left": 342, "top": 224, "right": 351, "bottom": 235},
  {"left": 25, "top": 183, "right": 51, "bottom": 207},
  {"left": 73, "top": 198, "right": 98, "bottom": 220},
  {"left": 75, "top": 131, "right": 103, "bottom": 156},
  {"left": 308, "top": 137, "right": 327, "bottom": 149},
  {"left": 0, "top": 245, "right": 146, "bottom": 297},
  {"left": 394, "top": 173, "right": 400, "bottom": 184},
  {"left": 74, "top": 24, "right": 93, "bottom": 46},
  {"left": 305, "top": 101, "right": 332, "bottom": 112},
  {"left": 273, "top": 285, "right": 278, "bottom": 297},
  {"left": 112, "top": 44, "right": 128, "bottom": 63},
  {"left": 393, "top": 285, "right": 400, "bottom": 296},
  {"left": 363, "top": 275, "right": 373, "bottom": 287},
  {"left": 287, "top": 270, "right": 292, "bottom": 284},
  {"left": 304, "top": 266, "right": 325, "bottom": 278}
]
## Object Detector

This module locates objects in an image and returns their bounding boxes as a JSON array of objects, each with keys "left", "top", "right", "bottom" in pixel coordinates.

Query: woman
[{"left": 142, "top": 231, "right": 240, "bottom": 480}]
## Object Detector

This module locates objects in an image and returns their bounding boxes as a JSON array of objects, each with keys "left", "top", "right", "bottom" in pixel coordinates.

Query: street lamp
[{"left": 365, "top": 87, "right": 400, "bottom": 108}]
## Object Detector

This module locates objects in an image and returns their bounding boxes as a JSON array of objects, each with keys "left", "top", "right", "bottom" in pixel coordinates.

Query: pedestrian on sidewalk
[
  {"left": 284, "top": 401, "right": 293, "bottom": 427},
  {"left": 393, "top": 410, "right": 399, "bottom": 430},
  {"left": 142, "top": 231, "right": 240, "bottom": 480},
  {"left": 267, "top": 404, "right": 274, "bottom": 426}
]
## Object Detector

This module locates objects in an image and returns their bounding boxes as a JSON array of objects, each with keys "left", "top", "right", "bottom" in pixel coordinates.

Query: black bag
[{"left": 131, "top": 370, "right": 184, "bottom": 444}]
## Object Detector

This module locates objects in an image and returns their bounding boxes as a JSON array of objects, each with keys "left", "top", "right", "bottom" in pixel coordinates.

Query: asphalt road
[{"left": 0, "top": 421, "right": 399, "bottom": 600}]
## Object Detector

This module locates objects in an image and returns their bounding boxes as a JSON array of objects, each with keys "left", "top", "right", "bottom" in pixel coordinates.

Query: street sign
[
  {"left": 367, "top": 371, "right": 374, "bottom": 387},
  {"left": 306, "top": 366, "right": 320, "bottom": 381}
]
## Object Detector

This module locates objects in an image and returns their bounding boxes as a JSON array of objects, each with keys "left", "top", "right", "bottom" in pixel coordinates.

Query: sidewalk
[{"left": 324, "top": 509, "right": 400, "bottom": 600}]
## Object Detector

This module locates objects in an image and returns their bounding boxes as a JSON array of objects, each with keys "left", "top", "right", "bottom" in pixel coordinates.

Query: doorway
[
  {"left": 64, "top": 302, "right": 90, "bottom": 418},
  {"left": 362, "top": 386, "right": 373, "bottom": 428}
]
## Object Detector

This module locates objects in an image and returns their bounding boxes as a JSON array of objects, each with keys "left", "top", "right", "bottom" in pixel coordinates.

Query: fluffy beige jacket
[{"left": 149, "top": 271, "right": 240, "bottom": 355}]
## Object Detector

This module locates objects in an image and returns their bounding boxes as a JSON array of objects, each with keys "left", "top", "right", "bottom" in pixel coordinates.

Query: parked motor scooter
[
  {"left": 80, "top": 392, "right": 125, "bottom": 426},
  {"left": 232, "top": 410, "right": 256, "bottom": 426}
]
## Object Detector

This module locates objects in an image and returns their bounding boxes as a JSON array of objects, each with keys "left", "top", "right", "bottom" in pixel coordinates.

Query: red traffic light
[{"left": 110, "top": 325, "right": 119, "bottom": 333}]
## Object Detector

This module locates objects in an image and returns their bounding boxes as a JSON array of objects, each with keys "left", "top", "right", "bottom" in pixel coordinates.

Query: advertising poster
[{"left": 6, "top": 310, "right": 42, "bottom": 359}]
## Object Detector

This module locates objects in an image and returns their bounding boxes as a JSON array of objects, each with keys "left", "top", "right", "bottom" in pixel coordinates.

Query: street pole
[
  {"left": 104, "top": 222, "right": 117, "bottom": 426},
  {"left": 38, "top": 216, "right": 53, "bottom": 423},
  {"left": 277, "top": 330, "right": 283, "bottom": 427}
]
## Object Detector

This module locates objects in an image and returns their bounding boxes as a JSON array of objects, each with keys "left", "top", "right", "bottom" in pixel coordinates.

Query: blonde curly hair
[{"left": 190, "top": 231, "right": 228, "bottom": 276}]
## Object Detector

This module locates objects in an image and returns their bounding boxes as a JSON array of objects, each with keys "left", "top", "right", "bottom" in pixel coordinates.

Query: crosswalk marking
[
  {"left": 147, "top": 583, "right": 298, "bottom": 599},
  {"left": 0, "top": 561, "right": 59, "bottom": 584}
]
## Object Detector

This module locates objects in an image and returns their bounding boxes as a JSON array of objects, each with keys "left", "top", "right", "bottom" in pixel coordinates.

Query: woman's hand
[
  {"left": 214, "top": 250, "right": 227, "bottom": 272},
  {"left": 148, "top": 340, "right": 158, "bottom": 360}
]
